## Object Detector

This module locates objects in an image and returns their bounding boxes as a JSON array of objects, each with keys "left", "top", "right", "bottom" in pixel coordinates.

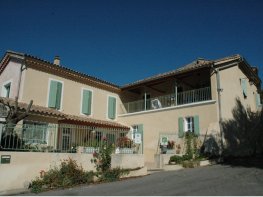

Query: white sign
[
  {"left": 160, "top": 136, "right": 168, "bottom": 146},
  {"left": 134, "top": 133, "right": 141, "bottom": 144}
]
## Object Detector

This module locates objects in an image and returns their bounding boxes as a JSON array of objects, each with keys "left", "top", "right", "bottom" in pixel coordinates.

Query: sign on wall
[
  {"left": 134, "top": 133, "right": 142, "bottom": 144},
  {"left": 160, "top": 136, "right": 168, "bottom": 146},
  {"left": 1, "top": 155, "right": 11, "bottom": 164}
]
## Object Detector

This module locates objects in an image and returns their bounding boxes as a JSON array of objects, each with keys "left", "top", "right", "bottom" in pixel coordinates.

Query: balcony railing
[{"left": 123, "top": 87, "right": 211, "bottom": 114}]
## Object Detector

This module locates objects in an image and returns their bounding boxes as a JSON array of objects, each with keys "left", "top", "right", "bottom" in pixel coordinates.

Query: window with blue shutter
[
  {"left": 194, "top": 115, "right": 200, "bottom": 136},
  {"left": 256, "top": 93, "right": 261, "bottom": 108},
  {"left": 82, "top": 89, "right": 92, "bottom": 115},
  {"left": 48, "top": 80, "right": 62, "bottom": 110},
  {"left": 178, "top": 117, "right": 184, "bottom": 138},
  {"left": 241, "top": 79, "right": 247, "bottom": 97},
  {"left": 108, "top": 96, "right": 116, "bottom": 119}
]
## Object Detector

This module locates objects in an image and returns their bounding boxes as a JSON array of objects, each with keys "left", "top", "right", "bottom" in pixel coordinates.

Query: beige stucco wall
[
  {"left": 118, "top": 101, "right": 218, "bottom": 167},
  {"left": 0, "top": 59, "right": 26, "bottom": 100},
  {"left": 21, "top": 67, "right": 123, "bottom": 121},
  {"left": 219, "top": 65, "right": 259, "bottom": 120},
  {"left": 0, "top": 151, "right": 145, "bottom": 195}
]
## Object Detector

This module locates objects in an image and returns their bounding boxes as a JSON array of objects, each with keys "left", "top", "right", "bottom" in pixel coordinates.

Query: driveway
[{"left": 29, "top": 164, "right": 263, "bottom": 196}]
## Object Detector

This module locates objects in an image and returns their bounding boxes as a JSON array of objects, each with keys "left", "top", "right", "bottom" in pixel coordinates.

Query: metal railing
[
  {"left": 0, "top": 123, "right": 139, "bottom": 154},
  {"left": 123, "top": 87, "right": 212, "bottom": 113}
]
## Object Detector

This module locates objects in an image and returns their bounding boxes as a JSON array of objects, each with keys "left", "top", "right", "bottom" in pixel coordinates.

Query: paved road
[{"left": 31, "top": 164, "right": 263, "bottom": 196}]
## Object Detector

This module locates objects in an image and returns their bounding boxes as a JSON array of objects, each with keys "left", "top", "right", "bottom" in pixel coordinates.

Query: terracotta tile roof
[
  {"left": 0, "top": 97, "right": 130, "bottom": 131},
  {"left": 0, "top": 50, "right": 120, "bottom": 93},
  {"left": 62, "top": 114, "right": 130, "bottom": 130},
  {"left": 121, "top": 54, "right": 242, "bottom": 89},
  {"left": 0, "top": 97, "right": 65, "bottom": 118}
]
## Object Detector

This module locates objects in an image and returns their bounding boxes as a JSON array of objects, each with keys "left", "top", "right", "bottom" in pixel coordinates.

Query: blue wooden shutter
[
  {"left": 56, "top": 82, "right": 62, "bottom": 110},
  {"left": 108, "top": 96, "right": 116, "bottom": 119},
  {"left": 178, "top": 117, "right": 184, "bottom": 138},
  {"left": 241, "top": 79, "right": 247, "bottom": 97},
  {"left": 48, "top": 81, "right": 58, "bottom": 108},
  {"left": 194, "top": 115, "right": 200, "bottom": 136},
  {"left": 82, "top": 90, "right": 92, "bottom": 115}
]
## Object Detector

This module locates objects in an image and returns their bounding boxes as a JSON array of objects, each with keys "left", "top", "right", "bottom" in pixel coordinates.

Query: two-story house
[{"left": 0, "top": 50, "right": 261, "bottom": 167}]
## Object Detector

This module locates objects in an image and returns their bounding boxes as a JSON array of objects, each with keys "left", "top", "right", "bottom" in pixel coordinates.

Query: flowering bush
[
  {"left": 116, "top": 136, "right": 133, "bottom": 148},
  {"left": 91, "top": 137, "right": 114, "bottom": 172}
]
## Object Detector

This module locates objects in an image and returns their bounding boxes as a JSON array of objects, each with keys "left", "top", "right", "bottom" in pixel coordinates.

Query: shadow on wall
[
  {"left": 222, "top": 98, "right": 263, "bottom": 157},
  {"left": 201, "top": 98, "right": 263, "bottom": 168}
]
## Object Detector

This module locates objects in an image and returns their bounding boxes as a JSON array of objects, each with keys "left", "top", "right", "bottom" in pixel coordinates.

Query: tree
[{"left": 0, "top": 96, "right": 33, "bottom": 136}]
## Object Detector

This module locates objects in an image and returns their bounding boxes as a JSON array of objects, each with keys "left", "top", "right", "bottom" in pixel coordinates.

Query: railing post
[
  {"left": 144, "top": 92, "right": 147, "bottom": 111},
  {"left": 174, "top": 82, "right": 178, "bottom": 106}
]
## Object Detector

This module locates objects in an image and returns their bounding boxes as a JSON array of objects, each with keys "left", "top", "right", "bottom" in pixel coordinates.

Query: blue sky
[{"left": 0, "top": 0, "right": 262, "bottom": 86}]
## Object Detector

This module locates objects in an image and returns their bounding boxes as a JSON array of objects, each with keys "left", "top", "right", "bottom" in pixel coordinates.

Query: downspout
[
  {"left": 211, "top": 63, "right": 224, "bottom": 157},
  {"left": 17, "top": 56, "right": 26, "bottom": 99}
]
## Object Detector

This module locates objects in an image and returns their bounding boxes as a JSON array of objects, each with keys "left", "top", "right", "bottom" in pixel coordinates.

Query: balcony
[{"left": 122, "top": 87, "right": 212, "bottom": 114}]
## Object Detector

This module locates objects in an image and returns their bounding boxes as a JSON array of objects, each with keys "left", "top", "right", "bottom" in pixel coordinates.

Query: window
[
  {"left": 106, "top": 133, "right": 116, "bottom": 145},
  {"left": 62, "top": 128, "right": 71, "bottom": 151},
  {"left": 241, "top": 78, "right": 247, "bottom": 98},
  {"left": 108, "top": 96, "right": 116, "bottom": 120},
  {"left": 81, "top": 89, "right": 92, "bottom": 115},
  {"left": 178, "top": 116, "right": 200, "bottom": 137},
  {"left": 2, "top": 82, "right": 11, "bottom": 98},
  {"left": 48, "top": 80, "right": 63, "bottom": 110},
  {"left": 23, "top": 122, "right": 48, "bottom": 144},
  {"left": 185, "top": 117, "right": 194, "bottom": 132}
]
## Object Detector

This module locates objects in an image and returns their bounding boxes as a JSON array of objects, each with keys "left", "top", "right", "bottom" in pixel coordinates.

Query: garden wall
[{"left": 0, "top": 151, "right": 145, "bottom": 195}]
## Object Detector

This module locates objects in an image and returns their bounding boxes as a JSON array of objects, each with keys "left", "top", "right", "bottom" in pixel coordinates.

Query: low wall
[
  {"left": 154, "top": 154, "right": 175, "bottom": 168},
  {"left": 111, "top": 154, "right": 144, "bottom": 169},
  {"left": 0, "top": 151, "right": 145, "bottom": 195}
]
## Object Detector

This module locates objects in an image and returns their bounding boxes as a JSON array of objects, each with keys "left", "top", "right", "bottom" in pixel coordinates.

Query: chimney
[
  {"left": 53, "top": 56, "right": 60, "bottom": 66},
  {"left": 251, "top": 66, "right": 258, "bottom": 75}
]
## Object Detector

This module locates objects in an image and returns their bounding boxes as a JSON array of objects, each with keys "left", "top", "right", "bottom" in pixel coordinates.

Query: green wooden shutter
[
  {"left": 137, "top": 124, "right": 143, "bottom": 154},
  {"left": 178, "top": 117, "right": 184, "bottom": 138},
  {"left": 108, "top": 96, "right": 116, "bottom": 119},
  {"left": 241, "top": 79, "right": 247, "bottom": 97},
  {"left": 82, "top": 90, "right": 92, "bottom": 115},
  {"left": 194, "top": 115, "right": 200, "bottom": 136},
  {"left": 48, "top": 81, "right": 58, "bottom": 108},
  {"left": 256, "top": 93, "right": 261, "bottom": 108},
  {"left": 55, "top": 82, "right": 62, "bottom": 110}
]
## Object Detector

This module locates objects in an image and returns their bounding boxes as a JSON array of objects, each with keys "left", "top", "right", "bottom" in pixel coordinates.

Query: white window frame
[
  {"left": 1, "top": 79, "right": 12, "bottom": 98},
  {"left": 184, "top": 116, "right": 194, "bottom": 133},
  {"left": 106, "top": 95, "right": 117, "bottom": 121},
  {"left": 46, "top": 78, "right": 64, "bottom": 111},
  {"left": 80, "top": 87, "right": 93, "bottom": 116}
]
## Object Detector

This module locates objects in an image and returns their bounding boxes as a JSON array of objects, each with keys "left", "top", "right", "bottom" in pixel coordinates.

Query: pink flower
[
  {"left": 93, "top": 151, "right": 98, "bottom": 157},
  {"left": 102, "top": 136, "right": 107, "bottom": 141}
]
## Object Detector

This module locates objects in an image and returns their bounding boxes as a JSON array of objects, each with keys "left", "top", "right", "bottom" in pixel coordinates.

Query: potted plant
[
  {"left": 166, "top": 140, "right": 175, "bottom": 154},
  {"left": 83, "top": 139, "right": 100, "bottom": 153},
  {"left": 116, "top": 136, "right": 134, "bottom": 154}
]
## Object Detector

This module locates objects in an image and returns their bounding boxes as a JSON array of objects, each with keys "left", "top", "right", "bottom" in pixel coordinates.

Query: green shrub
[
  {"left": 29, "top": 178, "right": 44, "bottom": 194},
  {"left": 99, "top": 167, "right": 129, "bottom": 182},
  {"left": 29, "top": 158, "right": 94, "bottom": 193},
  {"left": 169, "top": 155, "right": 183, "bottom": 164},
  {"left": 182, "top": 160, "right": 200, "bottom": 168}
]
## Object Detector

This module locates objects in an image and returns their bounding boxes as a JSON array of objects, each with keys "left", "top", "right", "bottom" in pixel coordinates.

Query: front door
[{"left": 62, "top": 128, "right": 71, "bottom": 152}]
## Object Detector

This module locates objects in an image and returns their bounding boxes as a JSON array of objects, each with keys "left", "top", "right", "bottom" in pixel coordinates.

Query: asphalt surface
[{"left": 28, "top": 164, "right": 263, "bottom": 196}]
